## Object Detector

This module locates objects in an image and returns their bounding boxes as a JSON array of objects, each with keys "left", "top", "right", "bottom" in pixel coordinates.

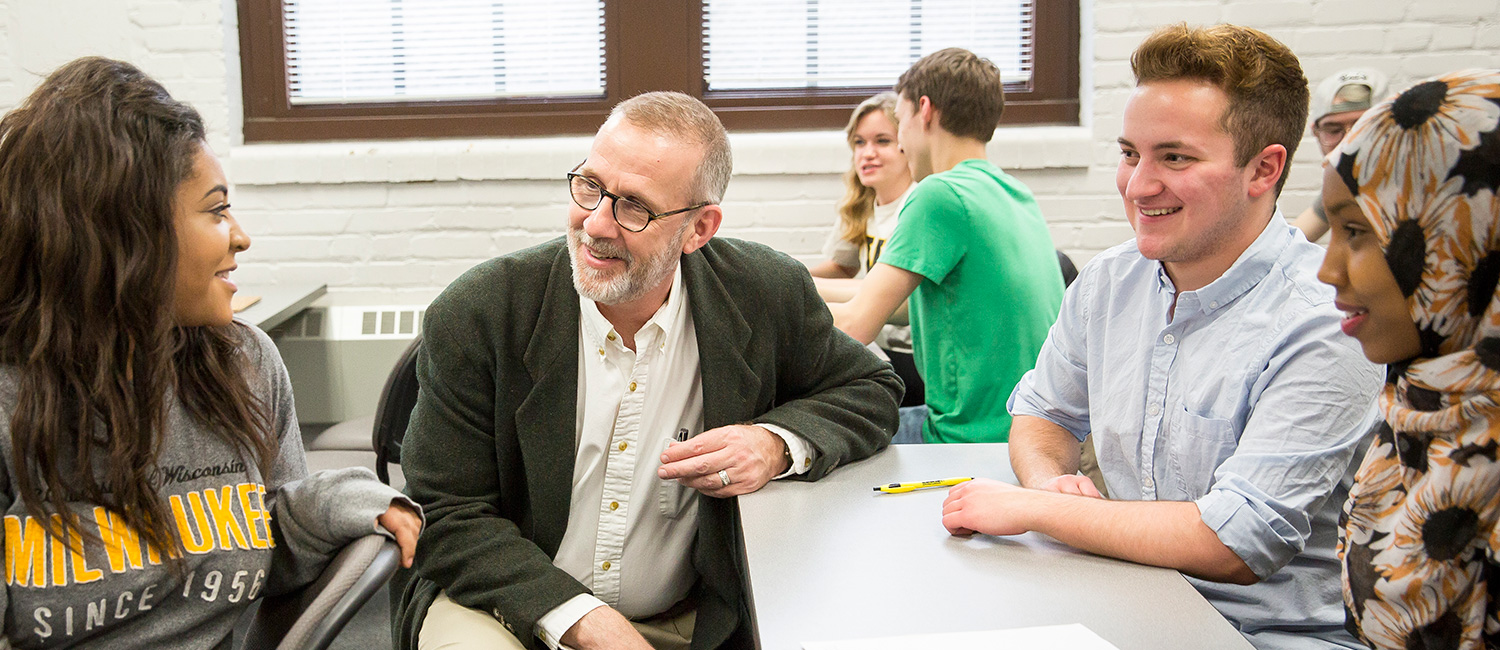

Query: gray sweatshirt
[{"left": 0, "top": 323, "right": 412, "bottom": 649}]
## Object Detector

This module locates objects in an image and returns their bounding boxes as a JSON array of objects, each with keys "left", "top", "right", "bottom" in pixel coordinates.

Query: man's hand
[
  {"left": 375, "top": 500, "right": 423, "bottom": 568},
  {"left": 940, "top": 478, "right": 1042, "bottom": 537},
  {"left": 1036, "top": 474, "right": 1104, "bottom": 499},
  {"left": 560, "top": 606, "right": 653, "bottom": 650},
  {"left": 657, "top": 424, "right": 789, "bottom": 498}
]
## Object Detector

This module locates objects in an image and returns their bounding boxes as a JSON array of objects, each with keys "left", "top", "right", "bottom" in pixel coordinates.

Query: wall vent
[
  {"left": 272, "top": 306, "right": 425, "bottom": 341},
  {"left": 269, "top": 304, "right": 427, "bottom": 424}
]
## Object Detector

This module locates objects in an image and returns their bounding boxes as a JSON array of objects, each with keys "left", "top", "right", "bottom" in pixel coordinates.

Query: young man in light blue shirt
[{"left": 939, "top": 24, "right": 1382, "bottom": 650}]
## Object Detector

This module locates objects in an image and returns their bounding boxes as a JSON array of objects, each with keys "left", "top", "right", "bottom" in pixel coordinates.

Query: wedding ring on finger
[{"left": 718, "top": 469, "right": 732, "bottom": 487}]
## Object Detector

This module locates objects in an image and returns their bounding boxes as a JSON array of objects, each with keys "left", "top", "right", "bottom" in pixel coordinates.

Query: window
[
  {"left": 704, "top": 2, "right": 1032, "bottom": 90},
  {"left": 239, "top": 0, "right": 1079, "bottom": 142},
  {"left": 284, "top": 1, "right": 605, "bottom": 103}
]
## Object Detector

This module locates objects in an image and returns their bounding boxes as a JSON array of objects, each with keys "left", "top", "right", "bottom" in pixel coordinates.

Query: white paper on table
[{"left": 802, "top": 623, "right": 1120, "bottom": 650}]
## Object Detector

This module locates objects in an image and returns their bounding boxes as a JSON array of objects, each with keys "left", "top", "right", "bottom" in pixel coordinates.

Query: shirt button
[
  {"left": 1162, "top": 334, "right": 1176, "bottom": 345},
  {"left": 609, "top": 501, "right": 619, "bottom": 511},
  {"left": 618, "top": 441, "right": 628, "bottom": 451},
  {"left": 598, "top": 348, "right": 605, "bottom": 356},
  {"left": 1148, "top": 404, "right": 1160, "bottom": 416},
  {"left": 629, "top": 381, "right": 637, "bottom": 392},
  {"left": 601, "top": 561, "right": 611, "bottom": 570},
  {"left": 1209, "top": 301, "right": 1219, "bottom": 309},
  {"left": 606, "top": 332, "right": 617, "bottom": 341}
]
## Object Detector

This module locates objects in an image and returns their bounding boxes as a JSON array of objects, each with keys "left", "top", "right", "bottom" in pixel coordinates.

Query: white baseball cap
[{"left": 1310, "top": 68, "right": 1389, "bottom": 126}]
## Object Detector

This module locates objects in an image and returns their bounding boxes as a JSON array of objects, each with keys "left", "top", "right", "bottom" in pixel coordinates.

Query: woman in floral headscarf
[{"left": 1318, "top": 69, "right": 1500, "bottom": 649}]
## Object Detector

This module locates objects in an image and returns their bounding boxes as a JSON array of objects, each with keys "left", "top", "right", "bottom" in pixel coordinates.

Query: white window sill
[{"left": 228, "top": 126, "right": 1092, "bottom": 186}]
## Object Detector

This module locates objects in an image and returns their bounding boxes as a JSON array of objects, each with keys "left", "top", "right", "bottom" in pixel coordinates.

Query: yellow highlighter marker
[{"left": 873, "top": 477, "right": 974, "bottom": 494}]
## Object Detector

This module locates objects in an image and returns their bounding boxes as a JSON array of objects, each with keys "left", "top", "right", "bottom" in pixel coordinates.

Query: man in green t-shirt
[{"left": 825, "top": 48, "right": 1063, "bottom": 444}]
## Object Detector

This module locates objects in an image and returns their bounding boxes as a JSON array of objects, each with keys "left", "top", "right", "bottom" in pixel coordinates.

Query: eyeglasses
[
  {"left": 1313, "top": 121, "right": 1353, "bottom": 146},
  {"left": 567, "top": 172, "right": 709, "bottom": 233}
]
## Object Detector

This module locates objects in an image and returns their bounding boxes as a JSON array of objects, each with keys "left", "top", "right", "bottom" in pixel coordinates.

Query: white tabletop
[
  {"left": 738, "top": 443, "right": 1254, "bottom": 650},
  {"left": 236, "top": 284, "right": 326, "bottom": 332}
]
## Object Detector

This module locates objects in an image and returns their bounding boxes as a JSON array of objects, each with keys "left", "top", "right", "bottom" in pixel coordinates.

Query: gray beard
[{"left": 567, "top": 226, "right": 685, "bottom": 305}]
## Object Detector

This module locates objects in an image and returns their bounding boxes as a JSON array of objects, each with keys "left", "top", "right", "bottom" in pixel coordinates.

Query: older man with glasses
[{"left": 391, "top": 91, "right": 901, "bottom": 650}]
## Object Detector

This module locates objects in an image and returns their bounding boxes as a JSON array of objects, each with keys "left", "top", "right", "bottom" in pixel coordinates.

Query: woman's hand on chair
[{"left": 377, "top": 501, "right": 423, "bottom": 567}]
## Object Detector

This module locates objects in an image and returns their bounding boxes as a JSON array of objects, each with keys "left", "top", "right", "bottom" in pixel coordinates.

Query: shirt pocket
[
  {"left": 1169, "top": 407, "right": 1239, "bottom": 500},
  {"left": 657, "top": 432, "right": 698, "bottom": 519}
]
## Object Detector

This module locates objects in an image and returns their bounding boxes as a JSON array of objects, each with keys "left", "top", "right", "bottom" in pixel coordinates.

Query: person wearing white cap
[{"left": 1292, "top": 67, "right": 1389, "bottom": 242}]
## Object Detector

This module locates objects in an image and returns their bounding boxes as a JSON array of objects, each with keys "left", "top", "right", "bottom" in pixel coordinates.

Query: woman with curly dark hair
[{"left": 0, "top": 56, "right": 420, "bottom": 648}]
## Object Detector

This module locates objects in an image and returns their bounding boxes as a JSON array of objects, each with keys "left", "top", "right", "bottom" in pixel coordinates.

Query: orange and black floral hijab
[
  {"left": 1334, "top": 70, "right": 1500, "bottom": 649},
  {"left": 1333, "top": 69, "right": 1500, "bottom": 426}
]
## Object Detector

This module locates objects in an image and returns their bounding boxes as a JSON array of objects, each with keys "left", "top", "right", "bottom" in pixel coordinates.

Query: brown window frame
[{"left": 239, "top": 0, "right": 1080, "bottom": 142}]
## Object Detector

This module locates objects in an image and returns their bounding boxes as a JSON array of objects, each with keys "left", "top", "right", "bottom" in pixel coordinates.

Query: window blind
[
  {"left": 284, "top": 0, "right": 605, "bottom": 104},
  {"left": 703, "top": 0, "right": 1033, "bottom": 91}
]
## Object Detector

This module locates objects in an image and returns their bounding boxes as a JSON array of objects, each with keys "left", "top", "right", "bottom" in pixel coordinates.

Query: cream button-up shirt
[{"left": 536, "top": 265, "right": 812, "bottom": 649}]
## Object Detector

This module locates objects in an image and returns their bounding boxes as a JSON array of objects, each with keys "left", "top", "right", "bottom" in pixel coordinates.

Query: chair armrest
[{"left": 240, "top": 535, "right": 402, "bottom": 650}]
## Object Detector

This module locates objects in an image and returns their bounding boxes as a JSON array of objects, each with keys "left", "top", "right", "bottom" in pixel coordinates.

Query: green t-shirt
[{"left": 879, "top": 159, "right": 1063, "bottom": 443}]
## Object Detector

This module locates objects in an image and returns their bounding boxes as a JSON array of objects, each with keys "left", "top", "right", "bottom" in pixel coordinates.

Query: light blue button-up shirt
[{"left": 1009, "top": 214, "right": 1382, "bottom": 650}]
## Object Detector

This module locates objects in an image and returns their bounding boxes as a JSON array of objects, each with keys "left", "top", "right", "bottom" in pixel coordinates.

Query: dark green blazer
[{"left": 391, "top": 237, "right": 901, "bottom": 650}]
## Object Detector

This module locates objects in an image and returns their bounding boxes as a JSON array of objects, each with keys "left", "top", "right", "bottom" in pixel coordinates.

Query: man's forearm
[
  {"left": 815, "top": 276, "right": 862, "bottom": 304},
  {"left": 826, "top": 300, "right": 880, "bottom": 345},
  {"left": 557, "top": 604, "right": 653, "bottom": 650},
  {"left": 886, "top": 300, "right": 908, "bottom": 326},
  {"left": 824, "top": 263, "right": 922, "bottom": 346},
  {"left": 1008, "top": 415, "right": 1084, "bottom": 487},
  {"left": 808, "top": 260, "right": 857, "bottom": 280},
  {"left": 1019, "top": 491, "right": 1258, "bottom": 584}
]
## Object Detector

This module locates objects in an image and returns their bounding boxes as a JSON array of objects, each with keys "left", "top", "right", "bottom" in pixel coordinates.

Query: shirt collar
[
  {"left": 1154, "top": 209, "right": 1294, "bottom": 316},
  {"left": 579, "top": 262, "right": 687, "bottom": 348}
]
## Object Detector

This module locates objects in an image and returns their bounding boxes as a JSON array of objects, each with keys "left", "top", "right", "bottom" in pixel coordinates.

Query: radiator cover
[{"left": 268, "top": 305, "right": 425, "bottom": 426}]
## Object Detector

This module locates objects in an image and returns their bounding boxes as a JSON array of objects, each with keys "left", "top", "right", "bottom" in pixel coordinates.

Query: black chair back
[
  {"left": 372, "top": 334, "right": 422, "bottom": 485},
  {"left": 1056, "top": 250, "right": 1079, "bottom": 288}
]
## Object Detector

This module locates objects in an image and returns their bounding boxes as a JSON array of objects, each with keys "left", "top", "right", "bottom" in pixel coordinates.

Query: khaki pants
[
  {"left": 419, "top": 591, "right": 695, "bottom": 650},
  {"left": 1080, "top": 436, "right": 1109, "bottom": 499}
]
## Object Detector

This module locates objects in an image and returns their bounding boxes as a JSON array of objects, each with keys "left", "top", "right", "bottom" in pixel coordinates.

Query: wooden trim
[
  {"left": 240, "top": 0, "right": 1081, "bottom": 142},
  {"left": 1025, "top": 0, "right": 1082, "bottom": 120},
  {"left": 238, "top": 0, "right": 287, "bottom": 125}
]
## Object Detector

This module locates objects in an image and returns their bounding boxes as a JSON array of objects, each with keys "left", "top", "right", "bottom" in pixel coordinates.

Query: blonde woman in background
[{"left": 812, "top": 92, "right": 923, "bottom": 407}]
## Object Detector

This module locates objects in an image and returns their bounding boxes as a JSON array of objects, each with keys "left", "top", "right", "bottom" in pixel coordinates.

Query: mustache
[{"left": 572, "top": 229, "right": 632, "bottom": 262}]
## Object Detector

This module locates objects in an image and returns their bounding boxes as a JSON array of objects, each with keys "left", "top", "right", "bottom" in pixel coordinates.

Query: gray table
[
  {"left": 738, "top": 443, "right": 1253, "bottom": 650},
  {"left": 236, "top": 284, "right": 327, "bottom": 331}
]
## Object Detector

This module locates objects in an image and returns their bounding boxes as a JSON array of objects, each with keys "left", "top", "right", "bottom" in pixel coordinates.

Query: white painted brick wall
[
  {"left": 0, "top": 0, "right": 1494, "bottom": 306},
  {"left": 0, "top": 0, "right": 233, "bottom": 152}
]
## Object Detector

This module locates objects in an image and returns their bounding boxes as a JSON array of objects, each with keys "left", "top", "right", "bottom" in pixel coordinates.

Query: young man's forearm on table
[
  {"left": 1001, "top": 415, "right": 1257, "bottom": 584},
  {"left": 1018, "top": 493, "right": 1259, "bottom": 585},
  {"left": 1008, "top": 415, "right": 1085, "bottom": 487}
]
